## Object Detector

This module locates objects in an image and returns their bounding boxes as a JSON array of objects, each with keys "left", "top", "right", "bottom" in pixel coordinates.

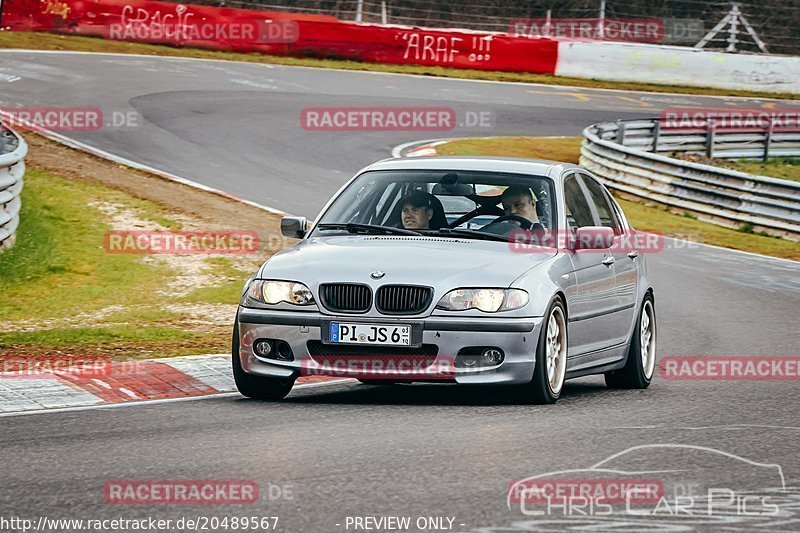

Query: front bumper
[{"left": 236, "top": 307, "right": 542, "bottom": 385}]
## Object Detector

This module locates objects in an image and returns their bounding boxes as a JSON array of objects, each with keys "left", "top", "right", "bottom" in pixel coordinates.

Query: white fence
[
  {"left": 0, "top": 123, "right": 28, "bottom": 251},
  {"left": 556, "top": 41, "right": 800, "bottom": 94},
  {"left": 581, "top": 118, "right": 800, "bottom": 240}
]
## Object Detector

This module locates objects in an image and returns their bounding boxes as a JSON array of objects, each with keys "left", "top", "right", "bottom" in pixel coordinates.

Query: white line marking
[
  {"left": 0, "top": 379, "right": 355, "bottom": 418},
  {"left": 391, "top": 138, "right": 450, "bottom": 158},
  {"left": 117, "top": 387, "right": 141, "bottom": 399},
  {"left": 610, "top": 424, "right": 800, "bottom": 431},
  {"left": 0, "top": 49, "right": 792, "bottom": 101},
  {"left": 90, "top": 379, "right": 111, "bottom": 389}
]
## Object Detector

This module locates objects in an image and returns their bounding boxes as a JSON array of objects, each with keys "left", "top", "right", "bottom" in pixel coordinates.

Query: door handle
[
  {"left": 601, "top": 256, "right": 615, "bottom": 266},
  {"left": 627, "top": 250, "right": 639, "bottom": 259}
]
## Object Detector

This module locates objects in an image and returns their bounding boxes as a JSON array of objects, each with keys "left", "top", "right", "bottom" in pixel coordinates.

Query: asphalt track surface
[{"left": 1, "top": 51, "right": 799, "bottom": 532}]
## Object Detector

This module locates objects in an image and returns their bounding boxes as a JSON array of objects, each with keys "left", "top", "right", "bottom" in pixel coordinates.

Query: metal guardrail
[
  {"left": 0, "top": 122, "right": 28, "bottom": 251},
  {"left": 580, "top": 118, "right": 800, "bottom": 241},
  {"left": 594, "top": 118, "right": 800, "bottom": 160}
]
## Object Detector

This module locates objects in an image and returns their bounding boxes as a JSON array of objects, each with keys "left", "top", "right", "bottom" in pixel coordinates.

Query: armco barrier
[
  {"left": 0, "top": 122, "right": 27, "bottom": 251},
  {"left": 580, "top": 119, "right": 800, "bottom": 241}
]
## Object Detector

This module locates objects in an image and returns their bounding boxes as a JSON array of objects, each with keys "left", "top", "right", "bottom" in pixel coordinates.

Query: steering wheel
[{"left": 488, "top": 215, "right": 534, "bottom": 230}]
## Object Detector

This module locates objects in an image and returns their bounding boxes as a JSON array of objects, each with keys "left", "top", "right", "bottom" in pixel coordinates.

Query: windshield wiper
[
  {"left": 316, "top": 223, "right": 422, "bottom": 236},
  {"left": 424, "top": 228, "right": 509, "bottom": 242}
]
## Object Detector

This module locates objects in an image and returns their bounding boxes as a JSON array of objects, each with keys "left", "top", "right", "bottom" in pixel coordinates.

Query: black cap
[{"left": 400, "top": 190, "right": 434, "bottom": 209}]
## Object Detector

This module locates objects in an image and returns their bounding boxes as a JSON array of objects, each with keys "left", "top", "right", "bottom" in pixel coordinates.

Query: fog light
[
  {"left": 253, "top": 339, "right": 273, "bottom": 358},
  {"left": 275, "top": 342, "right": 294, "bottom": 361},
  {"left": 481, "top": 348, "right": 504, "bottom": 366}
]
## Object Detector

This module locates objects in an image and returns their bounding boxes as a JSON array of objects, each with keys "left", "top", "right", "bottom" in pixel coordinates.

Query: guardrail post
[
  {"left": 651, "top": 120, "right": 661, "bottom": 153},
  {"left": 763, "top": 116, "right": 773, "bottom": 162},
  {"left": 705, "top": 122, "right": 715, "bottom": 158},
  {"left": 615, "top": 120, "right": 627, "bottom": 145}
]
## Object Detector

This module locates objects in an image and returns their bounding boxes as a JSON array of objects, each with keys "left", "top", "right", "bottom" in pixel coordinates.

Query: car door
[
  {"left": 579, "top": 173, "right": 639, "bottom": 344},
  {"left": 563, "top": 173, "right": 621, "bottom": 360}
]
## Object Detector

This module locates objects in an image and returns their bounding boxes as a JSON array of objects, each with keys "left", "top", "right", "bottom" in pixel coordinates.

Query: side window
[
  {"left": 580, "top": 174, "right": 621, "bottom": 232},
  {"left": 563, "top": 175, "right": 595, "bottom": 229}
]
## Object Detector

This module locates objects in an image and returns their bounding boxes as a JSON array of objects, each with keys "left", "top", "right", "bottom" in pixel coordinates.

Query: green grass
[
  {"left": 0, "top": 30, "right": 796, "bottom": 100},
  {"left": 613, "top": 199, "right": 799, "bottom": 261},
  {"left": 713, "top": 157, "right": 800, "bottom": 183},
  {"left": 437, "top": 136, "right": 800, "bottom": 261},
  {"left": 0, "top": 169, "right": 168, "bottom": 319},
  {"left": 0, "top": 326, "right": 198, "bottom": 346},
  {"left": 438, "top": 136, "right": 583, "bottom": 163},
  {"left": 0, "top": 169, "right": 255, "bottom": 357},
  {"left": 177, "top": 257, "right": 248, "bottom": 305}
]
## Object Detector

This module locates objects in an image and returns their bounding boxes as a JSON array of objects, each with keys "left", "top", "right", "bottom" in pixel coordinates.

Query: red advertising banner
[{"left": 1, "top": 0, "right": 559, "bottom": 74}]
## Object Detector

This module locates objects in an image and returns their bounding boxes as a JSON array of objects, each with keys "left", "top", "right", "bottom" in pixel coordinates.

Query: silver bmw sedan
[{"left": 233, "top": 157, "right": 656, "bottom": 404}]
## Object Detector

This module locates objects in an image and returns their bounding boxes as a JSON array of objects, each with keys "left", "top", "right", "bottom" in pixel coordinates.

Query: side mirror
[
  {"left": 571, "top": 226, "right": 614, "bottom": 250},
  {"left": 280, "top": 216, "right": 307, "bottom": 239}
]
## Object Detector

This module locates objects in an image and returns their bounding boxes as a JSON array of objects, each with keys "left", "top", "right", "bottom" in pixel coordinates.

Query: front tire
[
  {"left": 517, "top": 298, "right": 568, "bottom": 404},
  {"left": 605, "top": 294, "right": 656, "bottom": 389},
  {"left": 231, "top": 322, "right": 295, "bottom": 400}
]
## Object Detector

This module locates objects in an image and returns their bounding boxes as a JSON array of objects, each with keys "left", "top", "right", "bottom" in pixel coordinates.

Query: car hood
[{"left": 258, "top": 235, "right": 555, "bottom": 289}]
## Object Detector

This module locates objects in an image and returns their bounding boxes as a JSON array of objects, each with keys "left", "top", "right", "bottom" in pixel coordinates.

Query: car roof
[{"left": 362, "top": 156, "right": 580, "bottom": 182}]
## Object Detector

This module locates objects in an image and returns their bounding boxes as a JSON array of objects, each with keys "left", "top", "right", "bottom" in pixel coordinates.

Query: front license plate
[{"left": 329, "top": 322, "right": 411, "bottom": 346}]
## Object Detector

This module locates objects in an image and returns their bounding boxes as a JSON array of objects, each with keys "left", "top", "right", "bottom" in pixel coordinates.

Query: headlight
[
  {"left": 241, "top": 275, "right": 256, "bottom": 297},
  {"left": 436, "top": 288, "right": 529, "bottom": 312},
  {"left": 246, "top": 280, "right": 315, "bottom": 305}
]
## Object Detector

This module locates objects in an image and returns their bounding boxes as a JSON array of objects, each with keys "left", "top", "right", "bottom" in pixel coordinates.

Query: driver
[
  {"left": 400, "top": 191, "right": 435, "bottom": 230},
  {"left": 501, "top": 186, "right": 540, "bottom": 226}
]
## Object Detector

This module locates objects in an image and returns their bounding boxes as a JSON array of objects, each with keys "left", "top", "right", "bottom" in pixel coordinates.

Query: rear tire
[
  {"left": 605, "top": 294, "right": 656, "bottom": 389},
  {"left": 517, "top": 298, "right": 568, "bottom": 404},
  {"left": 232, "top": 321, "right": 295, "bottom": 400}
]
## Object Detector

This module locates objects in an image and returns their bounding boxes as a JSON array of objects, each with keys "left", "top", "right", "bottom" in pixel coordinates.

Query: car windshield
[{"left": 313, "top": 170, "right": 556, "bottom": 240}]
